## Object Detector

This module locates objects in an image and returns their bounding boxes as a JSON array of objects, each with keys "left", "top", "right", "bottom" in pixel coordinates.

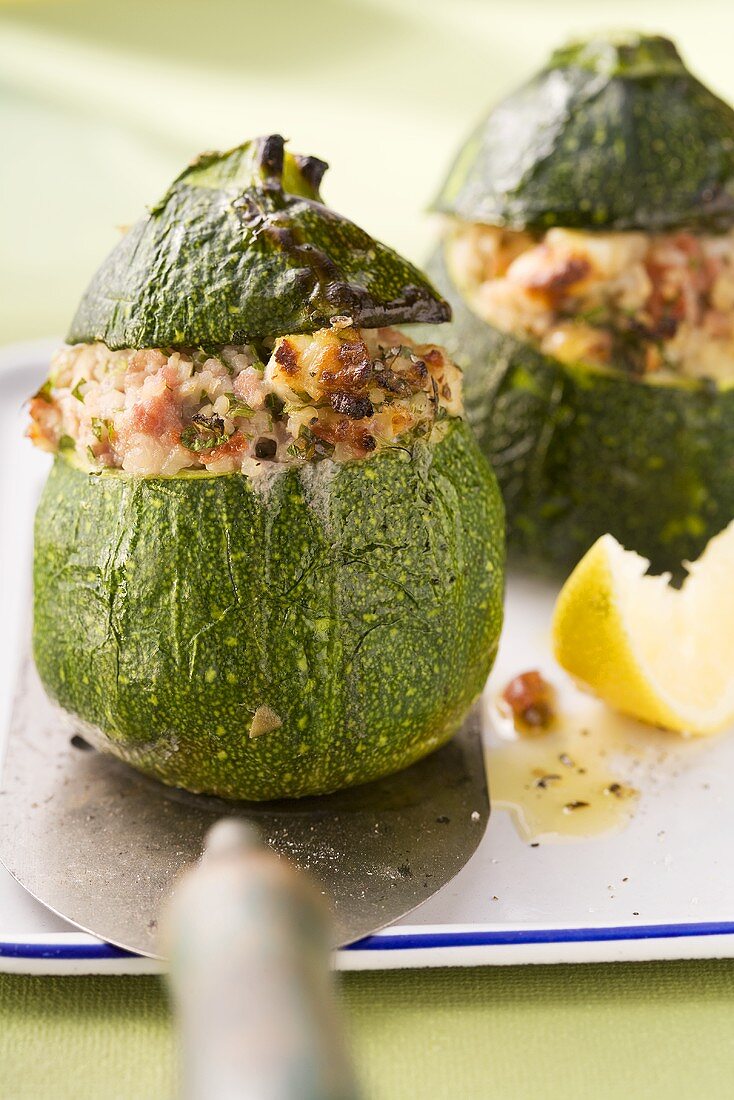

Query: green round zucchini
[
  {"left": 428, "top": 33, "right": 734, "bottom": 572},
  {"left": 33, "top": 420, "right": 504, "bottom": 800},
  {"left": 425, "top": 246, "right": 734, "bottom": 573}
]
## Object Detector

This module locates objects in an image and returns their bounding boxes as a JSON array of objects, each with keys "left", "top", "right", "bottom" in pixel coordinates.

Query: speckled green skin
[
  {"left": 434, "top": 34, "right": 734, "bottom": 232},
  {"left": 424, "top": 248, "right": 734, "bottom": 574},
  {"left": 68, "top": 136, "right": 449, "bottom": 350},
  {"left": 33, "top": 420, "right": 504, "bottom": 800}
]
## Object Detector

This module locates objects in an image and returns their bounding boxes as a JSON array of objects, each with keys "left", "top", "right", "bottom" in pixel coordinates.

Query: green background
[{"left": 3, "top": 1, "right": 734, "bottom": 1096}]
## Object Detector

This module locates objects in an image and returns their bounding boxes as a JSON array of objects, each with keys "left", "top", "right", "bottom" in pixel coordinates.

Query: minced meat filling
[
  {"left": 448, "top": 222, "right": 734, "bottom": 380},
  {"left": 27, "top": 322, "right": 462, "bottom": 476}
]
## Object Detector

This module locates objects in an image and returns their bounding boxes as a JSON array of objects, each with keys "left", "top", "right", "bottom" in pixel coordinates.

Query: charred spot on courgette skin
[
  {"left": 293, "top": 154, "right": 328, "bottom": 193},
  {"left": 256, "top": 133, "right": 286, "bottom": 180}
]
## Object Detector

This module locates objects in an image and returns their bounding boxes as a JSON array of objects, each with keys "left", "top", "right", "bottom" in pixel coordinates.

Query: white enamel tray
[{"left": 2, "top": 340, "right": 734, "bottom": 974}]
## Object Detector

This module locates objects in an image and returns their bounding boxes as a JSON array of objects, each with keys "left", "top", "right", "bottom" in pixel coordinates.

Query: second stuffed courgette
[{"left": 429, "top": 34, "right": 734, "bottom": 572}]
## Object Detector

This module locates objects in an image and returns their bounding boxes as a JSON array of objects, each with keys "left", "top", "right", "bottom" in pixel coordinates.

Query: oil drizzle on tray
[{"left": 484, "top": 674, "right": 702, "bottom": 844}]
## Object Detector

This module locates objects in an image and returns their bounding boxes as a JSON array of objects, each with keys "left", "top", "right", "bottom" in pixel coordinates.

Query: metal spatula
[{"left": 0, "top": 647, "right": 489, "bottom": 957}]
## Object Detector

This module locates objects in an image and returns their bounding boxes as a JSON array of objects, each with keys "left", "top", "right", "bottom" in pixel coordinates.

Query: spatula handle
[{"left": 164, "top": 819, "right": 359, "bottom": 1100}]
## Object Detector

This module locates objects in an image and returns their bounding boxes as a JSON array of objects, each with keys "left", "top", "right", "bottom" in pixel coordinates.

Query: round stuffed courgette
[
  {"left": 429, "top": 33, "right": 734, "bottom": 573},
  {"left": 29, "top": 135, "right": 504, "bottom": 800}
]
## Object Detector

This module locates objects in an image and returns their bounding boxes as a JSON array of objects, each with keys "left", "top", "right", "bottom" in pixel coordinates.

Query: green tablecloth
[
  {"left": 3, "top": 962, "right": 734, "bottom": 1099},
  {"left": 3, "top": 1, "right": 734, "bottom": 1096}
]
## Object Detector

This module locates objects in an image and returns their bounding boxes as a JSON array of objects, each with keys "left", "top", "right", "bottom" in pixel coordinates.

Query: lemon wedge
[{"left": 551, "top": 524, "right": 734, "bottom": 735}]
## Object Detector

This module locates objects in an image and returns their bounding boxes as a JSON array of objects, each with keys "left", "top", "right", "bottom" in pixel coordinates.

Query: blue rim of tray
[{"left": 3, "top": 921, "right": 734, "bottom": 960}]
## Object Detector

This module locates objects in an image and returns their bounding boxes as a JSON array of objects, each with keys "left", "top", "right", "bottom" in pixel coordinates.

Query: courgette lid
[
  {"left": 68, "top": 135, "right": 450, "bottom": 350},
  {"left": 433, "top": 33, "right": 734, "bottom": 233}
]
